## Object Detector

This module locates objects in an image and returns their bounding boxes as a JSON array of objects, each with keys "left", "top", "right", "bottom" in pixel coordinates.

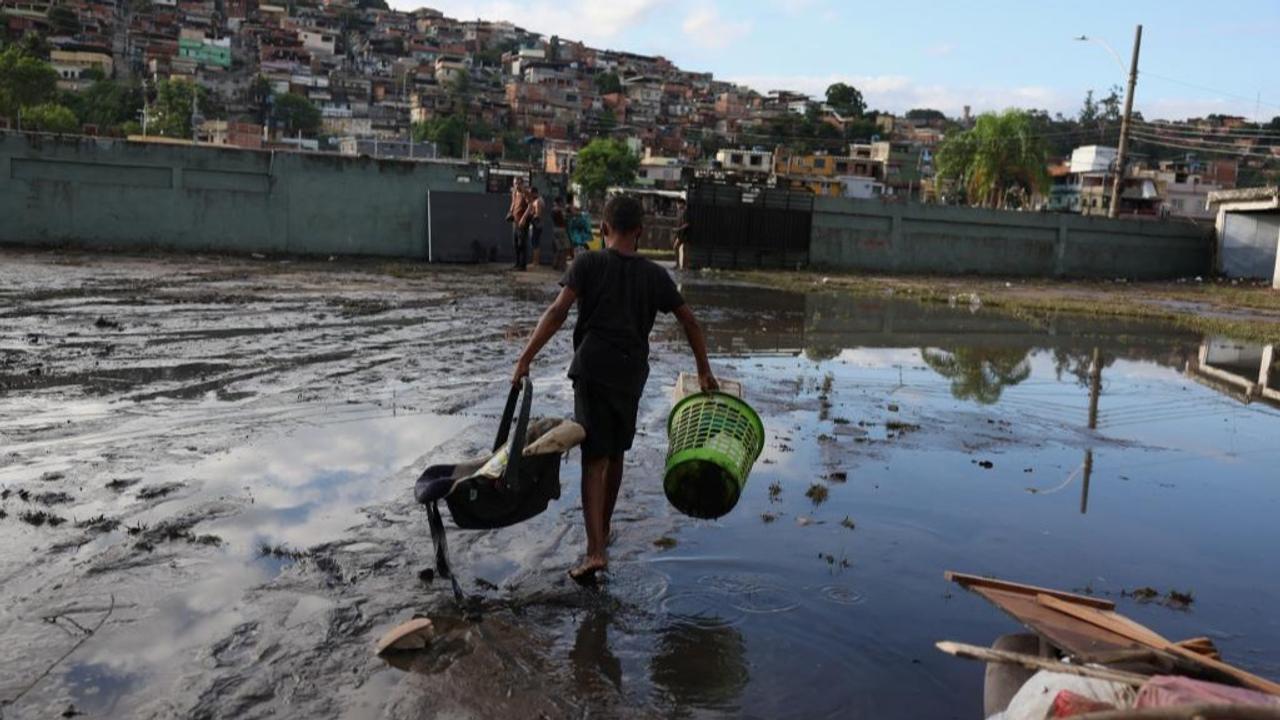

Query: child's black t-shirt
[{"left": 559, "top": 249, "right": 685, "bottom": 398}]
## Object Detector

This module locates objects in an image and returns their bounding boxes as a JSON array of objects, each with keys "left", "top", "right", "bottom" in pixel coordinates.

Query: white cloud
[
  {"left": 925, "top": 43, "right": 955, "bottom": 57},
  {"left": 681, "top": 3, "right": 752, "bottom": 50},
  {"left": 724, "top": 72, "right": 1264, "bottom": 119},
  {"left": 388, "top": 0, "right": 669, "bottom": 45}
]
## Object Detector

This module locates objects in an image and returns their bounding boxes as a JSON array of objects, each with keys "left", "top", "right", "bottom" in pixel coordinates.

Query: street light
[
  {"left": 1073, "top": 35, "right": 1126, "bottom": 75},
  {"left": 1075, "top": 26, "right": 1143, "bottom": 218}
]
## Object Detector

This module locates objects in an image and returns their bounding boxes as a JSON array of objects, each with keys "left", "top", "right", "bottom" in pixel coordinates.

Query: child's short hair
[{"left": 603, "top": 194, "right": 644, "bottom": 233}]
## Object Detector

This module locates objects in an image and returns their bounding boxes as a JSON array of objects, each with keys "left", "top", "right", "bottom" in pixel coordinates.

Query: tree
[
  {"left": 572, "top": 138, "right": 638, "bottom": 198},
  {"left": 594, "top": 71, "right": 621, "bottom": 96},
  {"left": 413, "top": 113, "right": 467, "bottom": 156},
  {"left": 152, "top": 78, "right": 203, "bottom": 137},
  {"left": 0, "top": 45, "right": 59, "bottom": 122},
  {"left": 272, "top": 92, "right": 320, "bottom": 135},
  {"left": 920, "top": 347, "right": 1032, "bottom": 404},
  {"left": 825, "top": 82, "right": 865, "bottom": 117},
  {"left": 905, "top": 108, "right": 947, "bottom": 122},
  {"left": 71, "top": 78, "right": 143, "bottom": 130},
  {"left": 22, "top": 102, "right": 78, "bottom": 133},
  {"left": 935, "top": 109, "right": 1049, "bottom": 209}
]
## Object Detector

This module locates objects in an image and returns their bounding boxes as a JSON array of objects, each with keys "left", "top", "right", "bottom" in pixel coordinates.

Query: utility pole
[{"left": 1108, "top": 24, "right": 1142, "bottom": 219}]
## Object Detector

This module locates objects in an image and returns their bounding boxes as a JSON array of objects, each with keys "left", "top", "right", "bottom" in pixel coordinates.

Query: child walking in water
[{"left": 512, "top": 195, "right": 718, "bottom": 582}]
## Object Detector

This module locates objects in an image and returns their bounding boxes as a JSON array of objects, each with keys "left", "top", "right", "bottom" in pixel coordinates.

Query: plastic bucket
[{"left": 664, "top": 391, "right": 765, "bottom": 519}]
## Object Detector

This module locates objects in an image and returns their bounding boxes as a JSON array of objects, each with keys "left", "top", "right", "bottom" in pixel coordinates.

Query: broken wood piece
[
  {"left": 375, "top": 617, "right": 435, "bottom": 656},
  {"left": 1034, "top": 593, "right": 1280, "bottom": 696},
  {"left": 945, "top": 570, "right": 1115, "bottom": 610},
  {"left": 1072, "top": 704, "right": 1280, "bottom": 720},
  {"left": 935, "top": 640, "right": 1150, "bottom": 686},
  {"left": 1174, "top": 637, "right": 1222, "bottom": 660},
  {"left": 1037, "top": 594, "right": 1174, "bottom": 648}
]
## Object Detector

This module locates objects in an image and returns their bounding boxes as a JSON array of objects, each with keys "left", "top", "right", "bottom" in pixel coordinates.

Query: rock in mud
[{"left": 376, "top": 617, "right": 435, "bottom": 656}]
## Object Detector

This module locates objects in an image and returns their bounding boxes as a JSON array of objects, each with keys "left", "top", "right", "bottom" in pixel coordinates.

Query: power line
[
  {"left": 1132, "top": 120, "right": 1280, "bottom": 140},
  {"left": 1128, "top": 132, "right": 1280, "bottom": 160},
  {"left": 1140, "top": 70, "right": 1280, "bottom": 112}
]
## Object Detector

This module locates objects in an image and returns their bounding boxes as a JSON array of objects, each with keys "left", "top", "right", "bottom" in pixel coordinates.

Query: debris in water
[
  {"left": 375, "top": 617, "right": 435, "bottom": 656},
  {"left": 840, "top": 516, "right": 856, "bottom": 530},
  {"left": 885, "top": 421, "right": 920, "bottom": 432},
  {"left": 975, "top": 460, "right": 994, "bottom": 469},
  {"left": 475, "top": 577, "right": 499, "bottom": 591},
  {"left": 32, "top": 491, "right": 73, "bottom": 506},
  {"left": 94, "top": 316, "right": 122, "bottom": 331},
  {"left": 1124, "top": 586, "right": 1159, "bottom": 601},
  {"left": 761, "top": 512, "right": 777, "bottom": 523},
  {"left": 832, "top": 417, "right": 850, "bottom": 425},
  {"left": 887, "top": 404, "right": 900, "bottom": 412},
  {"left": 75, "top": 515, "right": 121, "bottom": 533},
  {"left": 1166, "top": 589, "right": 1195, "bottom": 608},
  {"left": 768, "top": 481, "right": 782, "bottom": 500},
  {"left": 105, "top": 478, "right": 140, "bottom": 491},
  {"left": 136, "top": 483, "right": 183, "bottom": 501},
  {"left": 257, "top": 542, "right": 308, "bottom": 561},
  {"left": 40, "top": 471, "right": 65, "bottom": 482},
  {"left": 652, "top": 536, "right": 678, "bottom": 550},
  {"left": 417, "top": 568, "right": 435, "bottom": 584},
  {"left": 61, "top": 704, "right": 83, "bottom": 718},
  {"left": 805, "top": 484, "right": 829, "bottom": 505},
  {"left": 827, "top": 471, "right": 848, "bottom": 483},
  {"left": 19, "top": 510, "right": 67, "bottom": 527}
]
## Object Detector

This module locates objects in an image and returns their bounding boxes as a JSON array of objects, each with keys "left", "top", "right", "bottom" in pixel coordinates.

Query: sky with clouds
[{"left": 386, "top": 0, "right": 1279, "bottom": 122}]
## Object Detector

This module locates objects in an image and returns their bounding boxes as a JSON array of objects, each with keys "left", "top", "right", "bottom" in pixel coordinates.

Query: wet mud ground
[{"left": 2, "top": 248, "right": 1280, "bottom": 719}]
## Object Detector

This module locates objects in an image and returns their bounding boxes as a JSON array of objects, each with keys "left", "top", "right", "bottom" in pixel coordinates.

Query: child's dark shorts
[{"left": 573, "top": 380, "right": 640, "bottom": 459}]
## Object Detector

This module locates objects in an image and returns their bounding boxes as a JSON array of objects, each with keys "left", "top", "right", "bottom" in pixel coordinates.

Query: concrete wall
[
  {"left": 810, "top": 197, "right": 1212, "bottom": 279},
  {"left": 0, "top": 132, "right": 508, "bottom": 260}
]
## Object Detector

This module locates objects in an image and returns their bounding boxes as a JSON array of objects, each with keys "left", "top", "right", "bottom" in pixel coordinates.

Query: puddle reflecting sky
[
  {"left": 612, "top": 286, "right": 1280, "bottom": 718},
  {"left": 8, "top": 278, "right": 1280, "bottom": 719}
]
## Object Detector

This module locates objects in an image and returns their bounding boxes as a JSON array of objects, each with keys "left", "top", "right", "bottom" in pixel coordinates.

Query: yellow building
[{"left": 50, "top": 50, "right": 114, "bottom": 90}]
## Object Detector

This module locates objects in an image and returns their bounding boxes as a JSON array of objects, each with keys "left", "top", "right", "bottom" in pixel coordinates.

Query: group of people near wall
[{"left": 506, "top": 178, "right": 593, "bottom": 271}]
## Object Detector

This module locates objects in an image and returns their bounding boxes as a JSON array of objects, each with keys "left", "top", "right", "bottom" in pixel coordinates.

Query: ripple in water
[
  {"left": 659, "top": 591, "right": 746, "bottom": 628},
  {"left": 815, "top": 584, "right": 865, "bottom": 606},
  {"left": 697, "top": 573, "right": 801, "bottom": 614}
]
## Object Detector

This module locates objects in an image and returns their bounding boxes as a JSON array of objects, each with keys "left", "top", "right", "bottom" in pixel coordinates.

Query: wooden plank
[
  {"left": 973, "top": 587, "right": 1140, "bottom": 658},
  {"left": 945, "top": 570, "right": 1115, "bottom": 610},
  {"left": 935, "top": 641, "right": 1149, "bottom": 686},
  {"left": 1036, "top": 594, "right": 1172, "bottom": 648},
  {"left": 1036, "top": 593, "right": 1280, "bottom": 696},
  {"left": 1173, "top": 636, "right": 1221, "bottom": 660}
]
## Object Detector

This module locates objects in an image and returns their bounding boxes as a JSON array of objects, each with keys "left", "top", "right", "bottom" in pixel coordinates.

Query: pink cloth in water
[{"left": 1136, "top": 675, "right": 1280, "bottom": 708}]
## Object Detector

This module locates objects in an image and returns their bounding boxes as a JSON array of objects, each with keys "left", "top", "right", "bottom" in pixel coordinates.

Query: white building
[
  {"left": 299, "top": 29, "right": 336, "bottom": 56},
  {"left": 838, "top": 175, "right": 885, "bottom": 199},
  {"left": 1070, "top": 145, "right": 1118, "bottom": 173},
  {"left": 715, "top": 148, "right": 772, "bottom": 174},
  {"left": 1208, "top": 186, "right": 1280, "bottom": 286}
]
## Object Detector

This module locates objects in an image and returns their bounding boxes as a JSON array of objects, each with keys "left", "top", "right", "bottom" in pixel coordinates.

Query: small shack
[{"left": 1208, "top": 186, "right": 1280, "bottom": 287}]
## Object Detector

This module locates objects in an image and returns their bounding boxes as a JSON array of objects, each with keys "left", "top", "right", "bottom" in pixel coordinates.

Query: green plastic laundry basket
[{"left": 664, "top": 391, "right": 765, "bottom": 519}]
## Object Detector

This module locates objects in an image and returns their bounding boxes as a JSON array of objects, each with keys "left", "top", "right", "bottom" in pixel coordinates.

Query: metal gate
[{"left": 685, "top": 182, "right": 814, "bottom": 269}]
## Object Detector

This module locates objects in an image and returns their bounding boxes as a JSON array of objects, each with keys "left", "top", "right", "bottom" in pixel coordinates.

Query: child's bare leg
[
  {"left": 572, "top": 455, "right": 610, "bottom": 580},
  {"left": 604, "top": 453, "right": 624, "bottom": 545}
]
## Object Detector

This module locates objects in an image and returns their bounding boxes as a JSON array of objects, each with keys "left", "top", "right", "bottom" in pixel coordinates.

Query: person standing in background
[
  {"left": 522, "top": 187, "right": 546, "bottom": 268},
  {"left": 567, "top": 201, "right": 592, "bottom": 261},
  {"left": 507, "top": 178, "right": 530, "bottom": 270}
]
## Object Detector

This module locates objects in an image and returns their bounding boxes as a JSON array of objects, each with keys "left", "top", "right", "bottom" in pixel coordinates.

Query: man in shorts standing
[
  {"left": 507, "top": 178, "right": 530, "bottom": 270},
  {"left": 512, "top": 194, "right": 718, "bottom": 581}
]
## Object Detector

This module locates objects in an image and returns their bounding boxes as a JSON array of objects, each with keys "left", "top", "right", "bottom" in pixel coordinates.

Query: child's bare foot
[{"left": 568, "top": 556, "right": 608, "bottom": 584}]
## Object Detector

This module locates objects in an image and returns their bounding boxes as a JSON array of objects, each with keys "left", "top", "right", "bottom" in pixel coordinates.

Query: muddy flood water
[{"left": 2, "top": 249, "right": 1279, "bottom": 719}]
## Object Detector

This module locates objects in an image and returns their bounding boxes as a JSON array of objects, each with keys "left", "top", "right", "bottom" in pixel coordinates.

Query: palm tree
[
  {"left": 936, "top": 110, "right": 1049, "bottom": 209},
  {"left": 920, "top": 346, "right": 1032, "bottom": 404}
]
